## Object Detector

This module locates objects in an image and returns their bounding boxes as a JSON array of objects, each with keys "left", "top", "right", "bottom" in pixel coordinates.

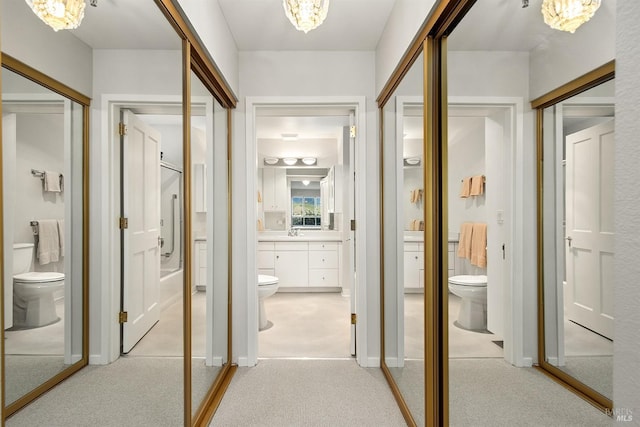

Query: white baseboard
[
  {"left": 364, "top": 357, "right": 380, "bottom": 368},
  {"left": 384, "top": 357, "right": 403, "bottom": 368},
  {"left": 521, "top": 357, "right": 533, "bottom": 367},
  {"left": 237, "top": 356, "right": 250, "bottom": 367},
  {"left": 89, "top": 354, "right": 109, "bottom": 365}
]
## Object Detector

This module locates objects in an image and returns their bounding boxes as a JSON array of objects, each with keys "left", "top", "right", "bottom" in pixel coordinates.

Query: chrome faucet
[{"left": 288, "top": 228, "right": 299, "bottom": 237}]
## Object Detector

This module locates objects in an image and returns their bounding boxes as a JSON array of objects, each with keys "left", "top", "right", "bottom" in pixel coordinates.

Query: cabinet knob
[
  {"left": 322, "top": 258, "right": 325, "bottom": 262},
  {"left": 415, "top": 256, "right": 418, "bottom": 260},
  {"left": 276, "top": 255, "right": 280, "bottom": 259}
]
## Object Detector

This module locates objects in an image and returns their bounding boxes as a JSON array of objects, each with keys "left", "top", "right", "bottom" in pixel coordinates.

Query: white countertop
[{"left": 258, "top": 231, "right": 343, "bottom": 242}]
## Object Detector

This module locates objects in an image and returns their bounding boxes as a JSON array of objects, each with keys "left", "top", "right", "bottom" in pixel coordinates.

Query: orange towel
[
  {"left": 470, "top": 175, "right": 484, "bottom": 196},
  {"left": 457, "top": 222, "right": 474, "bottom": 259},
  {"left": 470, "top": 223, "right": 487, "bottom": 268},
  {"left": 460, "top": 177, "right": 471, "bottom": 198},
  {"left": 257, "top": 191, "right": 262, "bottom": 203}
]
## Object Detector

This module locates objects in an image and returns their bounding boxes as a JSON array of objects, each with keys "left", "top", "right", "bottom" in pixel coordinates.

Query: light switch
[{"left": 496, "top": 210, "right": 504, "bottom": 224}]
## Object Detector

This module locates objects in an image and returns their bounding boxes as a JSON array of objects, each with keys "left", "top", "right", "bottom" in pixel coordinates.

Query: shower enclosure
[{"left": 160, "top": 161, "right": 183, "bottom": 277}]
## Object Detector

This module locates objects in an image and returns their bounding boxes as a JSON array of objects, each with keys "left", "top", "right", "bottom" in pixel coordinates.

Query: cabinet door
[
  {"left": 309, "top": 250, "right": 338, "bottom": 269},
  {"left": 262, "top": 168, "right": 288, "bottom": 211},
  {"left": 404, "top": 250, "right": 423, "bottom": 288},
  {"left": 274, "top": 250, "right": 308, "bottom": 287},
  {"left": 273, "top": 168, "right": 288, "bottom": 211}
]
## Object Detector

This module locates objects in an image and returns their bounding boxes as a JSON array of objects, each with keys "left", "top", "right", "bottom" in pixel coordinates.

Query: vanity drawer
[
  {"left": 308, "top": 250, "right": 338, "bottom": 269},
  {"left": 308, "top": 269, "right": 339, "bottom": 287},
  {"left": 309, "top": 241, "right": 338, "bottom": 251},
  {"left": 258, "top": 242, "right": 275, "bottom": 251}
]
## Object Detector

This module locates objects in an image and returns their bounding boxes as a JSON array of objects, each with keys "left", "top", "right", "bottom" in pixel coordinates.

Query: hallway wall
[
  {"left": 234, "top": 50, "right": 380, "bottom": 365},
  {"left": 614, "top": 0, "right": 640, "bottom": 416}
]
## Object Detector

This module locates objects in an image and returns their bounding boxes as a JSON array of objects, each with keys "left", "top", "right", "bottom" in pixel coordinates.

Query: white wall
[
  {"left": 614, "top": 0, "right": 640, "bottom": 417},
  {"left": 234, "top": 50, "right": 379, "bottom": 364},
  {"left": 448, "top": 116, "right": 486, "bottom": 236},
  {"left": 529, "top": 0, "right": 615, "bottom": 100},
  {"left": 176, "top": 0, "right": 240, "bottom": 96},
  {"left": 15, "top": 113, "right": 65, "bottom": 272},
  {"left": 1, "top": 0, "right": 93, "bottom": 97},
  {"left": 375, "top": 0, "right": 437, "bottom": 95}
]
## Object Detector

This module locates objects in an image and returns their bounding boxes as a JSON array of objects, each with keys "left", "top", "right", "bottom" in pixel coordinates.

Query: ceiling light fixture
[
  {"left": 302, "top": 180, "right": 311, "bottom": 186},
  {"left": 283, "top": 0, "right": 330, "bottom": 34},
  {"left": 283, "top": 157, "right": 298, "bottom": 166},
  {"left": 301, "top": 157, "right": 316, "bottom": 165},
  {"left": 25, "top": 0, "right": 87, "bottom": 31},
  {"left": 541, "top": 0, "right": 601, "bottom": 33}
]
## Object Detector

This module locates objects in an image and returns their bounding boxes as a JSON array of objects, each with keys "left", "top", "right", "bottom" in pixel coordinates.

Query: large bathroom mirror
[
  {"left": 537, "top": 70, "right": 614, "bottom": 408},
  {"left": 190, "top": 68, "right": 231, "bottom": 420},
  {"left": 3, "top": 0, "right": 235, "bottom": 424},
  {"left": 1, "top": 57, "right": 88, "bottom": 412},
  {"left": 381, "top": 50, "right": 425, "bottom": 424}
]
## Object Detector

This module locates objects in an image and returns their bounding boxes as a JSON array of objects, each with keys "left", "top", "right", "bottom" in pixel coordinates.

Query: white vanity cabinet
[
  {"left": 257, "top": 242, "right": 275, "bottom": 276},
  {"left": 194, "top": 240, "right": 207, "bottom": 290},
  {"left": 308, "top": 241, "right": 340, "bottom": 287},
  {"left": 262, "top": 168, "right": 288, "bottom": 211},
  {"left": 257, "top": 239, "right": 342, "bottom": 290},
  {"left": 403, "top": 242, "right": 424, "bottom": 289}
]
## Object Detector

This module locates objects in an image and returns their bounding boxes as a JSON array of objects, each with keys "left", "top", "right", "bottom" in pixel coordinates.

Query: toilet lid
[
  {"left": 449, "top": 275, "right": 487, "bottom": 286},
  {"left": 14, "top": 272, "right": 65, "bottom": 283},
  {"left": 258, "top": 274, "right": 279, "bottom": 286}
]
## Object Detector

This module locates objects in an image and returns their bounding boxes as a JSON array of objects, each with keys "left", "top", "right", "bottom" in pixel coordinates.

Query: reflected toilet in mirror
[{"left": 12, "top": 242, "right": 65, "bottom": 328}]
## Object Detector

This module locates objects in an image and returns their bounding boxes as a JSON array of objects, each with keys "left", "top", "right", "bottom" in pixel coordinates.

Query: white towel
[
  {"left": 57, "top": 219, "right": 65, "bottom": 258},
  {"left": 44, "top": 171, "right": 62, "bottom": 192},
  {"left": 37, "top": 219, "right": 60, "bottom": 265}
]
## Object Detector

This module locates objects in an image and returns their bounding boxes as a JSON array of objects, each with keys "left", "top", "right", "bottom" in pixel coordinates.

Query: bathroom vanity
[
  {"left": 403, "top": 232, "right": 460, "bottom": 291},
  {"left": 257, "top": 232, "right": 343, "bottom": 291}
]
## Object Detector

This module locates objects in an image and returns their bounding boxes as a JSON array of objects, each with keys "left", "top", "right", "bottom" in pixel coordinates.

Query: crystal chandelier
[
  {"left": 541, "top": 0, "right": 601, "bottom": 33},
  {"left": 283, "top": 0, "right": 330, "bottom": 34},
  {"left": 24, "top": 0, "right": 87, "bottom": 32}
]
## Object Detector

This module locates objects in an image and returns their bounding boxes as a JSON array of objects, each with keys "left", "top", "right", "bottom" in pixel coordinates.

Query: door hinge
[
  {"left": 119, "top": 311, "right": 128, "bottom": 323},
  {"left": 350, "top": 220, "right": 356, "bottom": 231},
  {"left": 349, "top": 125, "right": 356, "bottom": 138},
  {"left": 351, "top": 313, "right": 357, "bottom": 325},
  {"left": 119, "top": 122, "right": 128, "bottom": 136},
  {"left": 119, "top": 217, "right": 129, "bottom": 229}
]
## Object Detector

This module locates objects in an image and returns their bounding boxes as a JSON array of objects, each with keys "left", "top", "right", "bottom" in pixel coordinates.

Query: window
[{"left": 292, "top": 196, "right": 321, "bottom": 227}]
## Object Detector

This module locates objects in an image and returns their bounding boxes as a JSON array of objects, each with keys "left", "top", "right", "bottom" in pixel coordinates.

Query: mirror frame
[
  {"left": 0, "top": 53, "right": 91, "bottom": 418},
  {"left": 532, "top": 60, "right": 615, "bottom": 413},
  {"left": 377, "top": 1, "right": 475, "bottom": 425}
]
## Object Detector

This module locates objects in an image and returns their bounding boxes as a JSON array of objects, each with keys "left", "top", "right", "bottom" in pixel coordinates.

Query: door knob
[{"left": 566, "top": 236, "right": 572, "bottom": 247}]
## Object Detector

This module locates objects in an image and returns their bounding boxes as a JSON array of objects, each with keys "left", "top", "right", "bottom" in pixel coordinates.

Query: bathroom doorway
[{"left": 246, "top": 99, "right": 366, "bottom": 364}]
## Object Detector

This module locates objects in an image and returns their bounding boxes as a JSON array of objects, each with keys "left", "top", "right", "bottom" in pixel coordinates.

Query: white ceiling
[{"left": 217, "top": 0, "right": 396, "bottom": 51}]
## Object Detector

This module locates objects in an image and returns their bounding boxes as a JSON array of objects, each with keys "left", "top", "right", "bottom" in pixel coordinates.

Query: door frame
[
  {"left": 244, "top": 96, "right": 367, "bottom": 367},
  {"left": 98, "top": 94, "right": 213, "bottom": 363}
]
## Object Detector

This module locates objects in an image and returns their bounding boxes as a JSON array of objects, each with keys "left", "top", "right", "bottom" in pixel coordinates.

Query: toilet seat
[
  {"left": 258, "top": 274, "right": 279, "bottom": 286},
  {"left": 14, "top": 272, "right": 65, "bottom": 283},
  {"left": 448, "top": 275, "right": 487, "bottom": 286}
]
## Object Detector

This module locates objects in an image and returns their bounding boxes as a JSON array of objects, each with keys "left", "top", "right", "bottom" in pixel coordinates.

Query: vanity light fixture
[
  {"left": 301, "top": 157, "right": 317, "bottom": 165},
  {"left": 264, "top": 157, "right": 279, "bottom": 165},
  {"left": 541, "top": 0, "right": 601, "bottom": 33},
  {"left": 283, "top": 157, "right": 298, "bottom": 166},
  {"left": 283, "top": 0, "right": 330, "bottom": 34},
  {"left": 405, "top": 157, "right": 421, "bottom": 166},
  {"left": 25, "top": 0, "right": 87, "bottom": 31},
  {"left": 302, "top": 180, "right": 311, "bottom": 186}
]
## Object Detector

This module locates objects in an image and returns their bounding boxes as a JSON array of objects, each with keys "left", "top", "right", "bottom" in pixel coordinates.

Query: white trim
[
  {"left": 448, "top": 96, "right": 525, "bottom": 367},
  {"left": 245, "top": 96, "right": 368, "bottom": 367}
]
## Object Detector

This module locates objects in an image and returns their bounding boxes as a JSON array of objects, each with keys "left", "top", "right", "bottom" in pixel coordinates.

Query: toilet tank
[{"left": 13, "top": 243, "right": 35, "bottom": 275}]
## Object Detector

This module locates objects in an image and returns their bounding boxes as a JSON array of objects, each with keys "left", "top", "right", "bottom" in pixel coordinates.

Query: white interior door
[
  {"left": 121, "top": 109, "right": 162, "bottom": 353},
  {"left": 565, "top": 119, "right": 614, "bottom": 340}
]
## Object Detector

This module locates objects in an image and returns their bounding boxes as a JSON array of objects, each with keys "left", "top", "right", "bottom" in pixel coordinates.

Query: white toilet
[
  {"left": 448, "top": 275, "right": 487, "bottom": 331},
  {"left": 12, "top": 243, "right": 65, "bottom": 328},
  {"left": 258, "top": 274, "right": 279, "bottom": 331}
]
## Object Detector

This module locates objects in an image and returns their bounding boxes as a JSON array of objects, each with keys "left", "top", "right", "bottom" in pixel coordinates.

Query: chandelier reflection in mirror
[
  {"left": 283, "top": 0, "right": 330, "bottom": 33},
  {"left": 541, "top": 0, "right": 601, "bottom": 33},
  {"left": 24, "top": 0, "right": 87, "bottom": 31}
]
